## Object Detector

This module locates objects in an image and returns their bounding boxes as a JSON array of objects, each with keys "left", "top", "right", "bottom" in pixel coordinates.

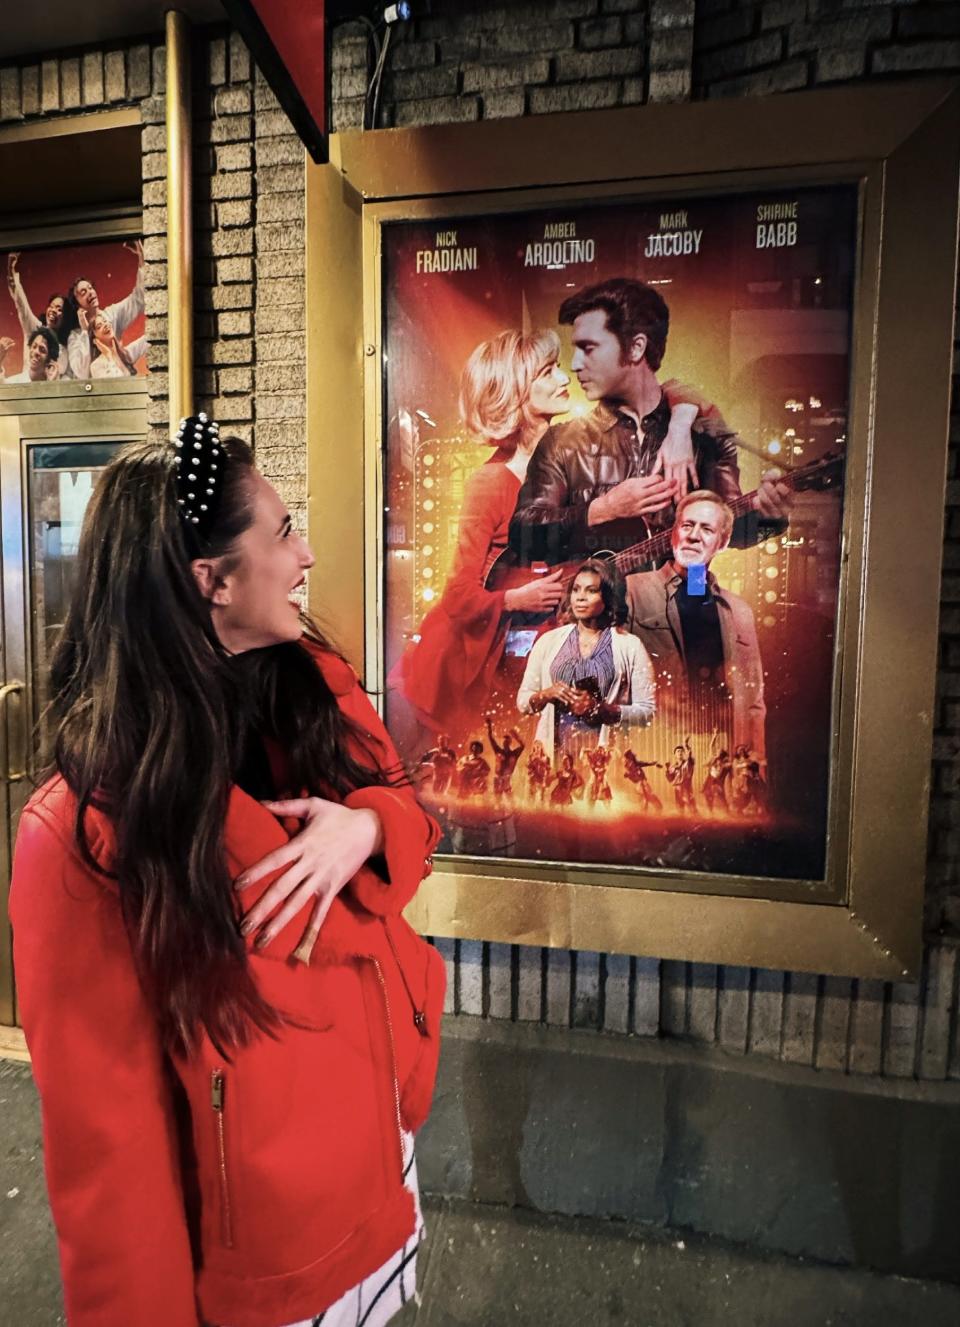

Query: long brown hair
[{"left": 48, "top": 437, "right": 395, "bottom": 1055}]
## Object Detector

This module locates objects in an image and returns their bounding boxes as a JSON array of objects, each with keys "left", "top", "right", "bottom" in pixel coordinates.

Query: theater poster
[
  {"left": 381, "top": 186, "right": 855, "bottom": 885},
  {"left": 0, "top": 238, "right": 146, "bottom": 386}
]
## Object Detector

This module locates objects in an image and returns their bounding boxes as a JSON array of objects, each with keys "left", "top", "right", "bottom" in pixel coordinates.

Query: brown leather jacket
[{"left": 509, "top": 394, "right": 773, "bottom": 566}]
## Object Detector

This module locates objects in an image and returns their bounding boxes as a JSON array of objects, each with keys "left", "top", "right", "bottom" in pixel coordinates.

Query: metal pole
[{"left": 165, "top": 9, "right": 193, "bottom": 430}]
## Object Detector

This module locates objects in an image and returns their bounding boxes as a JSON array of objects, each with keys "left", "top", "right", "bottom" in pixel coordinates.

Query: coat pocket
[{"left": 184, "top": 960, "right": 398, "bottom": 1278}]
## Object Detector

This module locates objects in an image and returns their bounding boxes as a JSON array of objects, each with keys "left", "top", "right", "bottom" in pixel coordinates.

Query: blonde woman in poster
[
  {"left": 391, "top": 329, "right": 702, "bottom": 749},
  {"left": 517, "top": 559, "right": 655, "bottom": 763},
  {"left": 390, "top": 327, "right": 570, "bottom": 744}
]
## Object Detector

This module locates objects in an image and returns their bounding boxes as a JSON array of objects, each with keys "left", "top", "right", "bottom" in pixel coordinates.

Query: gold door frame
[
  {"left": 0, "top": 381, "right": 149, "bottom": 1035},
  {"left": 0, "top": 107, "right": 143, "bottom": 250},
  {"left": 305, "top": 81, "right": 960, "bottom": 979}
]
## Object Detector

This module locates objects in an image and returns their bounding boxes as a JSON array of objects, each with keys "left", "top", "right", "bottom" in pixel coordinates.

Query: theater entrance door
[{"left": 0, "top": 380, "right": 148, "bottom": 1032}]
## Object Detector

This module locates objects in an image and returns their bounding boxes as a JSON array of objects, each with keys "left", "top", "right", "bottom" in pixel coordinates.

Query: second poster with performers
[{"left": 382, "top": 185, "right": 855, "bottom": 885}]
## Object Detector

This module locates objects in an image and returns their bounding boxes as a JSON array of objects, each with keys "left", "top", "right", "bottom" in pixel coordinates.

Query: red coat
[
  {"left": 390, "top": 451, "right": 519, "bottom": 737},
  {"left": 10, "top": 646, "right": 443, "bottom": 1327}
]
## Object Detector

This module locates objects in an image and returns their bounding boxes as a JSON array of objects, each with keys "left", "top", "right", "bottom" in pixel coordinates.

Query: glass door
[{"left": 0, "top": 384, "right": 146, "bottom": 1027}]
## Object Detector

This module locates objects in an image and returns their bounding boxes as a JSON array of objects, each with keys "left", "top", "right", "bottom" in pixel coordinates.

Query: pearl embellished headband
[{"left": 172, "top": 412, "right": 224, "bottom": 541}]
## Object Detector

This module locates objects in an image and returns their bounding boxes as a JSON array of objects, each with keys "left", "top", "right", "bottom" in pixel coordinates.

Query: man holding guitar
[{"left": 508, "top": 277, "right": 792, "bottom": 568}]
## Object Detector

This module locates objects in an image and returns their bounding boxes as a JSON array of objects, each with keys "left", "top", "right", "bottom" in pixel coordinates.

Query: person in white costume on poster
[{"left": 66, "top": 240, "right": 145, "bottom": 380}]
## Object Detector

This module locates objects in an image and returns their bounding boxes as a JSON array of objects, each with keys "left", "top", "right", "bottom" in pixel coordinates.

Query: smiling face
[
  {"left": 91, "top": 312, "right": 116, "bottom": 347},
  {"left": 73, "top": 278, "right": 98, "bottom": 312},
  {"left": 27, "top": 332, "right": 51, "bottom": 376},
  {"left": 569, "top": 569, "right": 605, "bottom": 624},
  {"left": 569, "top": 309, "right": 639, "bottom": 402},
  {"left": 45, "top": 296, "right": 64, "bottom": 331},
  {"left": 671, "top": 498, "right": 730, "bottom": 569},
  {"left": 526, "top": 358, "right": 570, "bottom": 420},
  {"left": 206, "top": 470, "right": 315, "bottom": 653}
]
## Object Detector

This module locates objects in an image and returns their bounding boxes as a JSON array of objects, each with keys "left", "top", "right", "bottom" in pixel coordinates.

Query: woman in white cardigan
[{"left": 517, "top": 559, "right": 656, "bottom": 760}]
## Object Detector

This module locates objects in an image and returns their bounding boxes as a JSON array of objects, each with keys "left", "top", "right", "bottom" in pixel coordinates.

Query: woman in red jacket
[{"left": 10, "top": 416, "right": 443, "bottom": 1327}]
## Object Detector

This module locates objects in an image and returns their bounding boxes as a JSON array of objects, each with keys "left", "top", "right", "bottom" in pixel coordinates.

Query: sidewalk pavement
[{"left": 3, "top": 1058, "right": 959, "bottom": 1326}]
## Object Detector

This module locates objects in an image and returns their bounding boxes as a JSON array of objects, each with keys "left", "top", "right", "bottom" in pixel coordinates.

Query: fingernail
[
  {"left": 254, "top": 930, "right": 270, "bottom": 949},
  {"left": 240, "top": 918, "right": 254, "bottom": 936}
]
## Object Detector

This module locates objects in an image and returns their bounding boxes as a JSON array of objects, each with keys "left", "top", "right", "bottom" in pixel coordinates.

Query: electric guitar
[{"left": 485, "top": 450, "right": 845, "bottom": 627}]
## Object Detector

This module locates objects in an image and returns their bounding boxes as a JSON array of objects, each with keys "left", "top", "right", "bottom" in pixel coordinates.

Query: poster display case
[{"left": 305, "top": 80, "right": 960, "bottom": 978}]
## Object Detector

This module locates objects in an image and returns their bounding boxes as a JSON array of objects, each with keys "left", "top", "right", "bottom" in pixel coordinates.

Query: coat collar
[{"left": 593, "top": 391, "right": 669, "bottom": 435}]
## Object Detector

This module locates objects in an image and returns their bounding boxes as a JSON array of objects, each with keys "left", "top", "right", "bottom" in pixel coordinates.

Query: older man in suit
[{"left": 625, "top": 489, "right": 765, "bottom": 762}]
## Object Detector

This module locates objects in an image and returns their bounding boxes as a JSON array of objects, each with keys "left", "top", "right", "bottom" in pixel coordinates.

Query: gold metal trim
[
  {"left": 0, "top": 206, "right": 142, "bottom": 253},
  {"left": 333, "top": 79, "right": 956, "bottom": 201},
  {"left": 166, "top": 9, "right": 194, "bottom": 429},
  {"left": 0, "top": 415, "right": 27, "bottom": 1026},
  {"left": 0, "top": 683, "right": 26, "bottom": 783},
  {"left": 0, "top": 378, "right": 149, "bottom": 412},
  {"left": 0, "top": 107, "right": 141, "bottom": 147},
  {"left": 306, "top": 82, "right": 960, "bottom": 979},
  {"left": 0, "top": 1025, "right": 29, "bottom": 1064},
  {"left": 0, "top": 107, "right": 142, "bottom": 249},
  {"left": 305, "top": 143, "right": 365, "bottom": 665}
]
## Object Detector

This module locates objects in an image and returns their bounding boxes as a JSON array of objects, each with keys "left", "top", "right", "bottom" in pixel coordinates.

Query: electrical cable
[{"left": 367, "top": 24, "right": 393, "bottom": 131}]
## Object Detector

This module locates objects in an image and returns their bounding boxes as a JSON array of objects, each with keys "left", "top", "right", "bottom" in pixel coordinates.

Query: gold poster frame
[{"left": 305, "top": 80, "right": 960, "bottom": 979}]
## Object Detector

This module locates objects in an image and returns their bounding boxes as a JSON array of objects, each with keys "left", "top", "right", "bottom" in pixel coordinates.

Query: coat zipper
[
  {"left": 211, "top": 1069, "right": 235, "bottom": 1248},
  {"left": 382, "top": 922, "right": 429, "bottom": 1037},
  {"left": 370, "top": 958, "right": 405, "bottom": 1177}
]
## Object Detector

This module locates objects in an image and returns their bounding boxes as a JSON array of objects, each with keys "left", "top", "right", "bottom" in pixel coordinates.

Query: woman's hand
[
  {"left": 653, "top": 401, "right": 698, "bottom": 497},
  {"left": 504, "top": 569, "right": 565, "bottom": 615},
  {"left": 235, "top": 797, "right": 383, "bottom": 962},
  {"left": 77, "top": 307, "right": 89, "bottom": 332},
  {"left": 534, "top": 681, "right": 580, "bottom": 711},
  {"left": 566, "top": 689, "right": 596, "bottom": 717}
]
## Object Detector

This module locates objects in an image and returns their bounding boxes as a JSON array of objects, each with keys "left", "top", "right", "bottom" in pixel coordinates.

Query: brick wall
[
  {"left": 693, "top": 0, "right": 960, "bottom": 97},
  {"left": 331, "top": 0, "right": 695, "bottom": 129}
]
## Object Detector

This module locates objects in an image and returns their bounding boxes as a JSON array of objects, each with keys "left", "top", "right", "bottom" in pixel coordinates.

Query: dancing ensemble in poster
[{"left": 383, "top": 186, "right": 854, "bottom": 883}]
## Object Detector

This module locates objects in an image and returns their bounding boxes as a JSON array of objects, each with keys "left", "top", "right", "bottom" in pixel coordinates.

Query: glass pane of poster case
[{"left": 382, "top": 184, "right": 853, "bottom": 891}]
